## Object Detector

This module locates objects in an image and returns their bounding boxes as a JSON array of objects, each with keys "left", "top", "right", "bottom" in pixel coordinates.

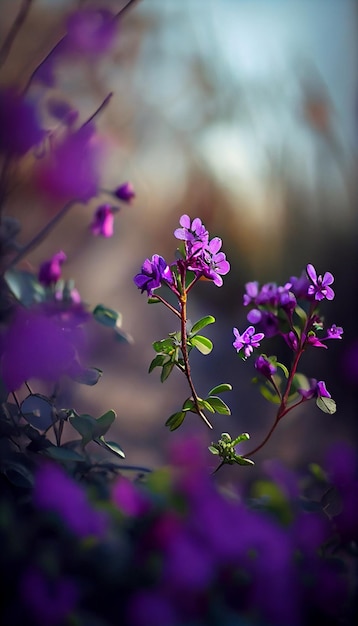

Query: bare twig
[{"left": 0, "top": 0, "right": 34, "bottom": 68}]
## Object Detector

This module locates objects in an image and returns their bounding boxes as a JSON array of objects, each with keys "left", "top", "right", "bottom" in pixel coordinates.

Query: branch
[{"left": 0, "top": 0, "right": 33, "bottom": 68}]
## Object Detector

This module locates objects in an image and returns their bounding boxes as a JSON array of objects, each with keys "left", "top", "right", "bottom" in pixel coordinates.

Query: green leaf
[
  {"left": 73, "top": 367, "right": 103, "bottom": 386},
  {"left": 190, "top": 335, "right": 213, "bottom": 355},
  {"left": 294, "top": 305, "right": 308, "bottom": 325},
  {"left": 189, "top": 315, "right": 215, "bottom": 335},
  {"left": 43, "top": 446, "right": 85, "bottom": 462},
  {"left": 94, "top": 436, "right": 125, "bottom": 458},
  {"left": 153, "top": 338, "right": 175, "bottom": 354},
  {"left": 205, "top": 395, "right": 231, "bottom": 415},
  {"left": 232, "top": 432, "right": 250, "bottom": 445},
  {"left": 200, "top": 399, "right": 216, "bottom": 413},
  {"left": 316, "top": 396, "right": 337, "bottom": 414},
  {"left": 2, "top": 460, "right": 34, "bottom": 488},
  {"left": 208, "top": 445, "right": 220, "bottom": 455},
  {"left": 69, "top": 414, "right": 96, "bottom": 446},
  {"left": 161, "top": 361, "right": 174, "bottom": 382},
  {"left": 207, "top": 383, "right": 232, "bottom": 396},
  {"left": 259, "top": 385, "right": 281, "bottom": 404},
  {"left": 275, "top": 361, "right": 289, "bottom": 379},
  {"left": 93, "top": 304, "right": 121, "bottom": 328},
  {"left": 4, "top": 269, "right": 45, "bottom": 306},
  {"left": 147, "top": 296, "right": 161, "bottom": 304},
  {"left": 148, "top": 354, "right": 168, "bottom": 373},
  {"left": 165, "top": 411, "right": 186, "bottom": 431},
  {"left": 182, "top": 397, "right": 195, "bottom": 411},
  {"left": 20, "top": 394, "right": 55, "bottom": 431},
  {"left": 94, "top": 410, "right": 116, "bottom": 438},
  {"left": 233, "top": 455, "right": 255, "bottom": 467}
]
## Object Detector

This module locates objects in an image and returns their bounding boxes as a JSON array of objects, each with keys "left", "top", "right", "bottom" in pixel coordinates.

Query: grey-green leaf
[
  {"left": 316, "top": 396, "right": 337, "bottom": 414},
  {"left": 20, "top": 394, "right": 55, "bottom": 431},
  {"left": 93, "top": 304, "right": 121, "bottom": 328}
]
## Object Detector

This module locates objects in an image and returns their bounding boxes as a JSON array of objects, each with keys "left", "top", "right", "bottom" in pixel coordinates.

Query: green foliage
[
  {"left": 209, "top": 432, "right": 254, "bottom": 469},
  {"left": 4, "top": 269, "right": 45, "bottom": 306},
  {"left": 189, "top": 315, "right": 215, "bottom": 335},
  {"left": 316, "top": 396, "right": 337, "bottom": 414}
]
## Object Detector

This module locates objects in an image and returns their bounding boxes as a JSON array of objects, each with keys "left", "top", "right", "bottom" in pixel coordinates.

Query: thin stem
[
  {"left": 5, "top": 199, "right": 76, "bottom": 270},
  {"left": 83, "top": 92, "right": 113, "bottom": 126},
  {"left": 0, "top": 0, "right": 33, "bottom": 68},
  {"left": 180, "top": 292, "right": 212, "bottom": 429},
  {"left": 153, "top": 294, "right": 181, "bottom": 319}
]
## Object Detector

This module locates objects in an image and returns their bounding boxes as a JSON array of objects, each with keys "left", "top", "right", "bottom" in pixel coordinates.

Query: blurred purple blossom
[
  {"left": 255, "top": 354, "right": 277, "bottom": 378},
  {"left": 21, "top": 566, "right": 78, "bottom": 626},
  {"left": 33, "top": 462, "right": 108, "bottom": 538},
  {"left": 0, "top": 87, "right": 45, "bottom": 157},
  {"left": 112, "top": 476, "right": 150, "bottom": 517},
  {"left": 66, "top": 8, "right": 117, "bottom": 56},
  {"left": 90, "top": 204, "right": 115, "bottom": 238},
  {"left": 0, "top": 305, "right": 87, "bottom": 391},
  {"left": 36, "top": 123, "right": 104, "bottom": 202},
  {"left": 38, "top": 250, "right": 67, "bottom": 286},
  {"left": 114, "top": 181, "right": 136, "bottom": 203}
]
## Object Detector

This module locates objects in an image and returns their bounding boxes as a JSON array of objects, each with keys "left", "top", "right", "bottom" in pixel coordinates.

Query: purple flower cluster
[
  {"left": 237, "top": 264, "right": 342, "bottom": 361},
  {"left": 133, "top": 214, "right": 230, "bottom": 296}
]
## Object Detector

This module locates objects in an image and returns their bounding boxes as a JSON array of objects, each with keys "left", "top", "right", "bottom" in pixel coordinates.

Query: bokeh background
[{"left": 2, "top": 0, "right": 358, "bottom": 476}]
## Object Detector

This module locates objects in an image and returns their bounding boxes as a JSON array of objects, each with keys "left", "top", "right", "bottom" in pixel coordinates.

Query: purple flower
[
  {"left": 112, "top": 476, "right": 150, "bottom": 517},
  {"left": 66, "top": 8, "right": 117, "bottom": 55},
  {"left": 247, "top": 309, "right": 279, "bottom": 338},
  {"left": 0, "top": 87, "right": 45, "bottom": 157},
  {"left": 298, "top": 378, "right": 331, "bottom": 400},
  {"left": 90, "top": 204, "right": 115, "bottom": 237},
  {"left": 289, "top": 271, "right": 311, "bottom": 299},
  {"left": 277, "top": 283, "right": 296, "bottom": 310},
  {"left": 0, "top": 305, "right": 87, "bottom": 391},
  {"left": 197, "top": 237, "right": 230, "bottom": 287},
  {"left": 36, "top": 123, "right": 104, "bottom": 202},
  {"left": 114, "top": 181, "right": 136, "bottom": 203},
  {"left": 174, "top": 214, "right": 209, "bottom": 253},
  {"left": 325, "top": 324, "right": 343, "bottom": 340},
  {"left": 233, "top": 325, "right": 265, "bottom": 359},
  {"left": 134, "top": 254, "right": 173, "bottom": 297},
  {"left": 255, "top": 354, "right": 277, "bottom": 378},
  {"left": 21, "top": 566, "right": 78, "bottom": 626},
  {"left": 47, "top": 98, "right": 79, "bottom": 126},
  {"left": 33, "top": 462, "right": 108, "bottom": 538},
  {"left": 38, "top": 251, "right": 67, "bottom": 286},
  {"left": 306, "top": 263, "right": 335, "bottom": 301},
  {"left": 243, "top": 281, "right": 259, "bottom": 306}
]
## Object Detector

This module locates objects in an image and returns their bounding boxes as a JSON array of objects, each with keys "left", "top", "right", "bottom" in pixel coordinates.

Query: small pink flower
[{"left": 90, "top": 204, "right": 115, "bottom": 237}]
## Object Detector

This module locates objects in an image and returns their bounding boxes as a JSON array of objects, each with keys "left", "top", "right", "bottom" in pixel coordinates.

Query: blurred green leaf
[
  {"left": 205, "top": 396, "right": 231, "bottom": 415},
  {"left": 165, "top": 411, "right": 186, "bottom": 431},
  {"left": 4, "top": 269, "right": 45, "bottom": 307},
  {"left": 259, "top": 385, "right": 281, "bottom": 404},
  {"left": 161, "top": 361, "right": 174, "bottom": 382},
  {"left": 316, "top": 396, "right": 336, "bottom": 414},
  {"left": 20, "top": 394, "right": 54, "bottom": 431},
  {"left": 95, "top": 436, "right": 125, "bottom": 458},
  {"left": 69, "top": 414, "right": 96, "bottom": 446},
  {"left": 43, "top": 446, "right": 85, "bottom": 462},
  {"left": 148, "top": 354, "right": 168, "bottom": 373},
  {"left": 208, "top": 383, "right": 232, "bottom": 395},
  {"left": 93, "top": 304, "right": 121, "bottom": 328},
  {"left": 94, "top": 410, "right": 116, "bottom": 438},
  {"left": 73, "top": 367, "right": 103, "bottom": 386},
  {"left": 190, "top": 335, "right": 213, "bottom": 355},
  {"left": 189, "top": 315, "right": 215, "bottom": 336}
]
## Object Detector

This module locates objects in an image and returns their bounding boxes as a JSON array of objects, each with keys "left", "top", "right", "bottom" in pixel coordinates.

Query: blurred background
[{"left": 2, "top": 0, "right": 358, "bottom": 476}]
